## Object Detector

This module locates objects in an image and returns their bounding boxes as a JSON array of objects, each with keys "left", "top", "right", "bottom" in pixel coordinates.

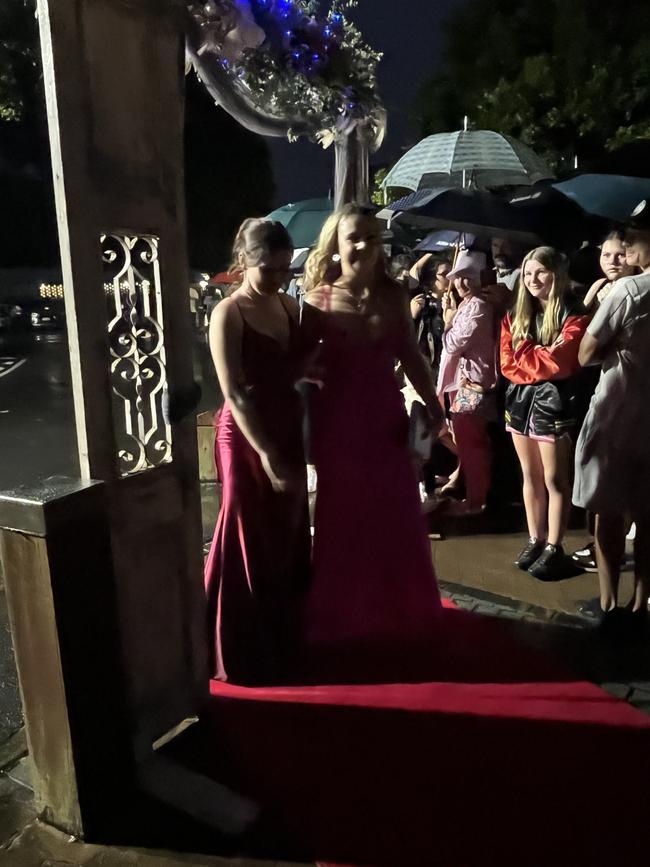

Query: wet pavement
[
  {"left": 0, "top": 327, "right": 222, "bottom": 748},
  {"left": 0, "top": 329, "right": 220, "bottom": 491},
  {"left": 0, "top": 330, "right": 79, "bottom": 490}
]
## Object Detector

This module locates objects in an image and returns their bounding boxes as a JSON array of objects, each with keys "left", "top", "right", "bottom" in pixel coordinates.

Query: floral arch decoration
[{"left": 185, "top": 0, "right": 386, "bottom": 204}]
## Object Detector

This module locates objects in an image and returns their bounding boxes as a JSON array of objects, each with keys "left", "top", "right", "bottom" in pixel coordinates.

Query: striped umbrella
[{"left": 383, "top": 122, "right": 553, "bottom": 192}]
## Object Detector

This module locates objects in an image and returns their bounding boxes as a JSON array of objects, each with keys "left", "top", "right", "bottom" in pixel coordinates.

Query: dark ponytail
[{"left": 228, "top": 218, "right": 293, "bottom": 286}]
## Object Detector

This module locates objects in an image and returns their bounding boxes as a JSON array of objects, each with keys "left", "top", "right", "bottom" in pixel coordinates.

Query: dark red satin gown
[{"left": 204, "top": 306, "right": 311, "bottom": 684}]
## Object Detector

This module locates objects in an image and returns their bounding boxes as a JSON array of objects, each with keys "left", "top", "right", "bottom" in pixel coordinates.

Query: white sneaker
[{"left": 307, "top": 465, "right": 318, "bottom": 494}]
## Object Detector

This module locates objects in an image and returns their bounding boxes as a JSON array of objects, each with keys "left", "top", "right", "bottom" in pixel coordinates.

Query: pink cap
[{"left": 447, "top": 249, "right": 487, "bottom": 279}]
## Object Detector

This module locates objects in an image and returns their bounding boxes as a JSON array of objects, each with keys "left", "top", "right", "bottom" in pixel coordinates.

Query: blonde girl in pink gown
[{"left": 301, "top": 204, "right": 444, "bottom": 665}]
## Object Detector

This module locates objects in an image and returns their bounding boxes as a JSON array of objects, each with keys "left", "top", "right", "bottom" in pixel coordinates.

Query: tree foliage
[
  {"left": 370, "top": 166, "right": 388, "bottom": 206},
  {"left": 0, "top": 0, "right": 38, "bottom": 122},
  {"left": 417, "top": 0, "right": 650, "bottom": 172}
]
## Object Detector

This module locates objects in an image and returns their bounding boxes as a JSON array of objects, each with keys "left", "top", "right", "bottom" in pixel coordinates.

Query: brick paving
[{"left": 439, "top": 579, "right": 650, "bottom": 718}]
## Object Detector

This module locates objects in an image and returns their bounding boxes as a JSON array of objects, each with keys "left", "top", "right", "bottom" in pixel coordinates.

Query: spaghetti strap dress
[
  {"left": 303, "top": 291, "right": 442, "bottom": 670},
  {"left": 204, "top": 299, "right": 311, "bottom": 684}
]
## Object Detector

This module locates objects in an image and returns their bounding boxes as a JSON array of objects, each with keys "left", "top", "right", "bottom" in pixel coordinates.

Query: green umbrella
[{"left": 266, "top": 197, "right": 333, "bottom": 248}]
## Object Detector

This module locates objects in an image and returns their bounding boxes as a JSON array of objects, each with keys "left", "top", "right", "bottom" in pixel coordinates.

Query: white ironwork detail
[{"left": 101, "top": 233, "right": 172, "bottom": 476}]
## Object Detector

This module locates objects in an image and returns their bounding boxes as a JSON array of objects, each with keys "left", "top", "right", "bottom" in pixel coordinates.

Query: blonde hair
[
  {"left": 511, "top": 247, "right": 570, "bottom": 347},
  {"left": 304, "top": 203, "right": 381, "bottom": 291}
]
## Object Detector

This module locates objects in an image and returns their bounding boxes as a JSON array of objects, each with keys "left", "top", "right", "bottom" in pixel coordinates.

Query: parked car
[{"left": 28, "top": 300, "right": 65, "bottom": 331}]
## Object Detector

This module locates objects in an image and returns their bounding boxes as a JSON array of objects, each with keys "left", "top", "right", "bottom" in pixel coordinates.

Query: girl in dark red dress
[{"left": 204, "top": 220, "right": 311, "bottom": 684}]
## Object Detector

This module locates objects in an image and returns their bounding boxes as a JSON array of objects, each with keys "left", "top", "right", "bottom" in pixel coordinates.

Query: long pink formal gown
[
  {"left": 204, "top": 302, "right": 311, "bottom": 684},
  {"left": 305, "top": 296, "right": 442, "bottom": 664}
]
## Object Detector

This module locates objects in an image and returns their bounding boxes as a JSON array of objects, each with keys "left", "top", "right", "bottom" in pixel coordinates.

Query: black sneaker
[
  {"left": 577, "top": 597, "right": 604, "bottom": 621},
  {"left": 528, "top": 543, "right": 580, "bottom": 581},
  {"left": 571, "top": 542, "right": 598, "bottom": 572},
  {"left": 514, "top": 538, "right": 546, "bottom": 571},
  {"left": 571, "top": 542, "right": 630, "bottom": 572}
]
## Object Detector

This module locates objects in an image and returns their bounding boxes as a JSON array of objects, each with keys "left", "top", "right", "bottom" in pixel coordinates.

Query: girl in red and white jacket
[{"left": 500, "top": 247, "right": 588, "bottom": 581}]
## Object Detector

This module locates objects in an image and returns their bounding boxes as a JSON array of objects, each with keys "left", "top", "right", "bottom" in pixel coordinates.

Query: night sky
[{"left": 267, "top": 0, "right": 465, "bottom": 205}]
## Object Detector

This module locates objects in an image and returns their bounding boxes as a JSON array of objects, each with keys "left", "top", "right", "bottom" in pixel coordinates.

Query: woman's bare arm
[
  {"left": 578, "top": 331, "right": 600, "bottom": 366},
  {"left": 409, "top": 252, "right": 433, "bottom": 283},
  {"left": 582, "top": 278, "right": 608, "bottom": 312}
]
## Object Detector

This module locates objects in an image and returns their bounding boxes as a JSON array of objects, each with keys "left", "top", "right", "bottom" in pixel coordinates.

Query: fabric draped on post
[{"left": 334, "top": 124, "right": 372, "bottom": 209}]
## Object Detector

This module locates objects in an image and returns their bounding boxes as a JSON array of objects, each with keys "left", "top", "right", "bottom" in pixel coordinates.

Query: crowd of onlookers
[
  {"left": 199, "top": 200, "right": 650, "bottom": 656},
  {"left": 387, "top": 204, "right": 650, "bottom": 629},
  {"left": 200, "top": 201, "right": 650, "bottom": 687}
]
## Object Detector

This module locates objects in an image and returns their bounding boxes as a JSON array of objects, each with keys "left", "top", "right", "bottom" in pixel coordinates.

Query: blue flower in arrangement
[{"left": 188, "top": 0, "right": 382, "bottom": 137}]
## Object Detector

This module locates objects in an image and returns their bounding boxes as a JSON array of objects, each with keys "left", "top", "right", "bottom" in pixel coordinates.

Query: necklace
[{"left": 332, "top": 282, "right": 369, "bottom": 311}]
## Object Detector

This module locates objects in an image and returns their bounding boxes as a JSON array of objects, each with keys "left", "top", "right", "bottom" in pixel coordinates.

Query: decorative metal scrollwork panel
[{"left": 101, "top": 233, "right": 172, "bottom": 476}]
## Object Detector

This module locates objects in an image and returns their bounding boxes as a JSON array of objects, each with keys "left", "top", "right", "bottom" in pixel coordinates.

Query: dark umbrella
[
  {"left": 551, "top": 174, "right": 650, "bottom": 221},
  {"left": 508, "top": 185, "right": 609, "bottom": 246},
  {"left": 414, "top": 229, "right": 478, "bottom": 254},
  {"left": 377, "top": 187, "right": 543, "bottom": 246},
  {"left": 379, "top": 186, "right": 602, "bottom": 250}
]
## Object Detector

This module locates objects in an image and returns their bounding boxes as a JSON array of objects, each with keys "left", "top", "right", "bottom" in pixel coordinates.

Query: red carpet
[{"left": 189, "top": 609, "right": 650, "bottom": 866}]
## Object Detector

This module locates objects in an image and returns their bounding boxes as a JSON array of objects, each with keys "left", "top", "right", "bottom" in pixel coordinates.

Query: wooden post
[
  {"left": 0, "top": 479, "right": 133, "bottom": 837},
  {"left": 0, "top": 0, "right": 212, "bottom": 832}
]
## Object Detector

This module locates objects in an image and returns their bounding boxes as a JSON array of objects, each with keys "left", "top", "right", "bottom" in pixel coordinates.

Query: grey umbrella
[{"left": 383, "top": 120, "right": 554, "bottom": 192}]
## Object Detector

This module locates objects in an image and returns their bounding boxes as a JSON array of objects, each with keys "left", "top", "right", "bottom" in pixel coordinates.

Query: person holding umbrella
[{"left": 437, "top": 250, "right": 498, "bottom": 516}]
